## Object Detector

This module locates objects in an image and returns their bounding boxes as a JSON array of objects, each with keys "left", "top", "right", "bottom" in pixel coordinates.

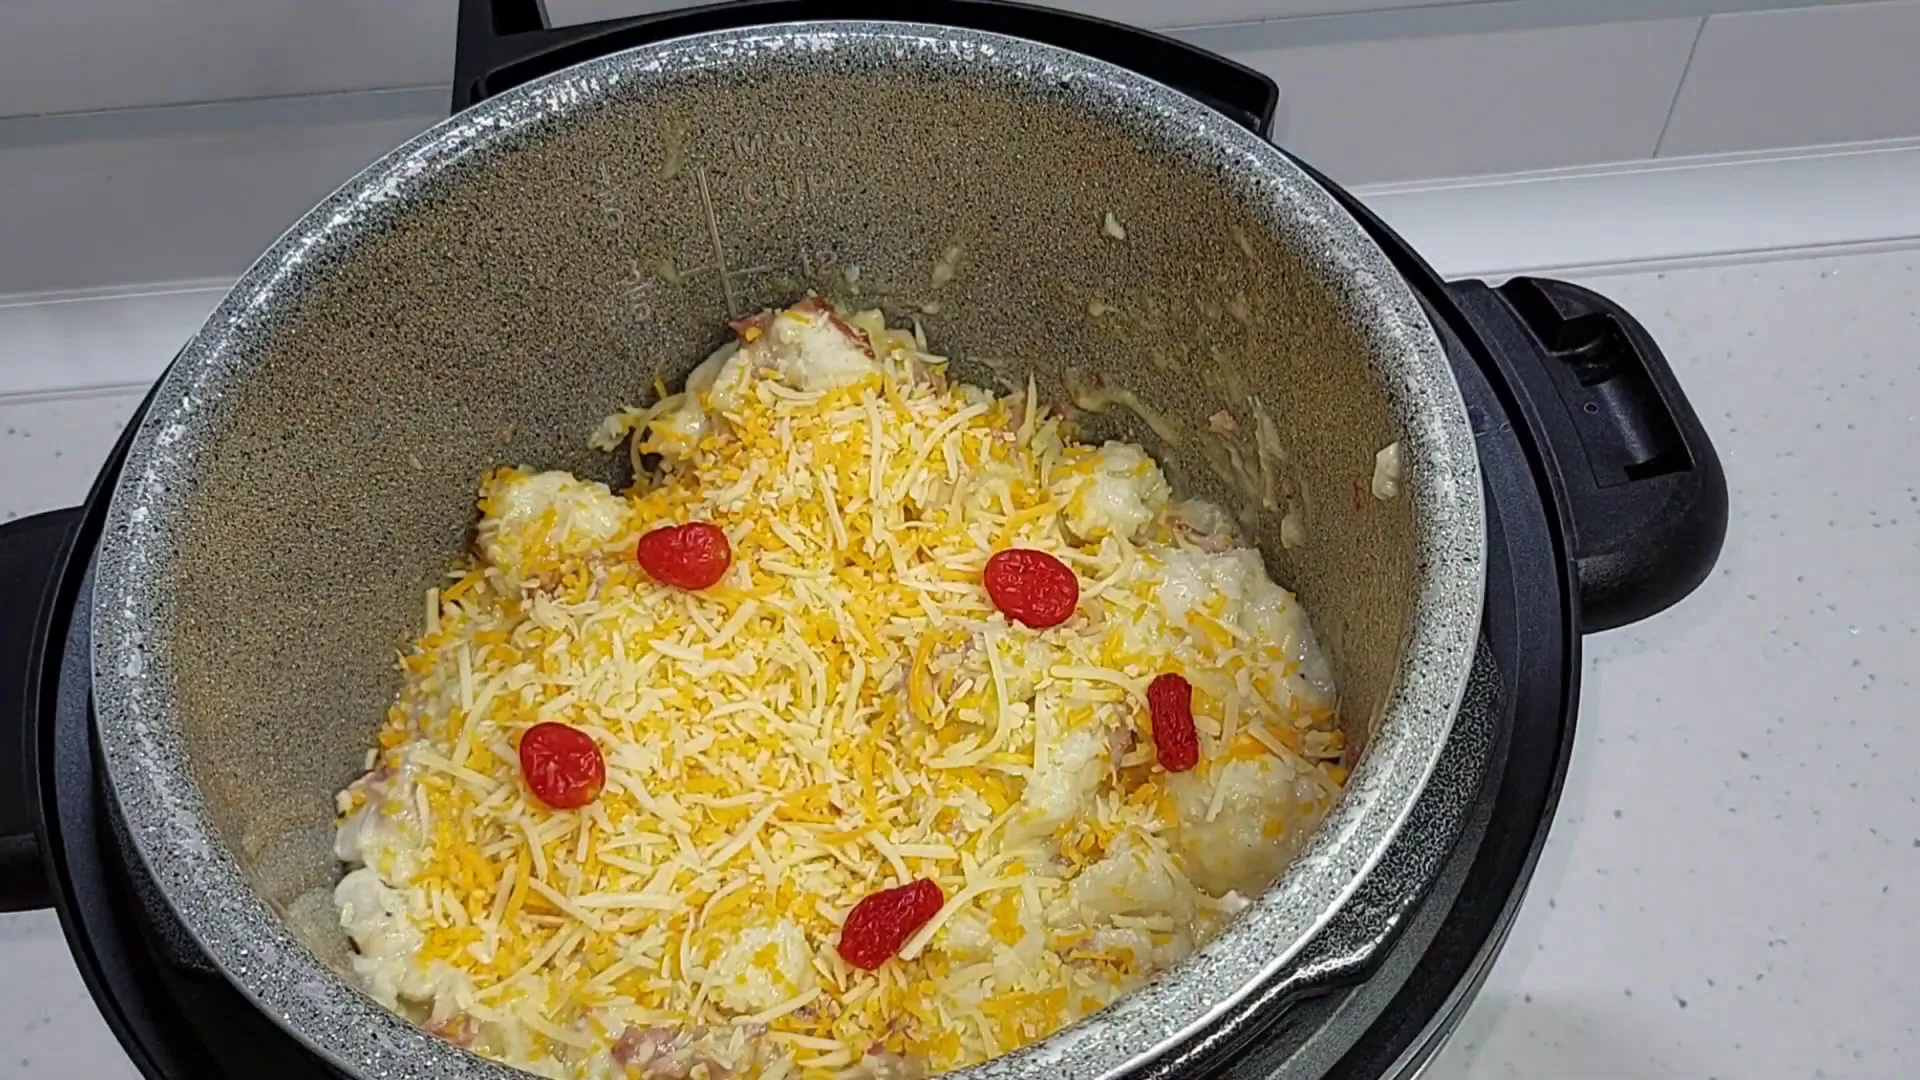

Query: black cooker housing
[{"left": 0, "top": 3, "right": 1728, "bottom": 1079}]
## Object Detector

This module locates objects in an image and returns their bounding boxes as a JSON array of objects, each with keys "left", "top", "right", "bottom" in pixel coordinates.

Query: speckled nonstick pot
[{"left": 89, "top": 22, "right": 1484, "bottom": 1080}]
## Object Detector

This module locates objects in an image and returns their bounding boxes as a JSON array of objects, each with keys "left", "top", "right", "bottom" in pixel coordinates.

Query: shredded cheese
[{"left": 330, "top": 299, "right": 1346, "bottom": 1080}]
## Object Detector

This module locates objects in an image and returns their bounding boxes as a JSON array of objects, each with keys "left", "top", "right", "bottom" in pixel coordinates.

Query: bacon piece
[
  {"left": 610, "top": 1025, "right": 765, "bottom": 1079},
  {"left": 728, "top": 311, "right": 773, "bottom": 342},
  {"left": 789, "top": 296, "right": 875, "bottom": 357},
  {"left": 425, "top": 1014, "right": 475, "bottom": 1048}
]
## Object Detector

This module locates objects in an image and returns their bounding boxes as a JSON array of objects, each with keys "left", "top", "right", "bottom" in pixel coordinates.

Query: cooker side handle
[
  {"left": 1445, "top": 277, "right": 1729, "bottom": 634},
  {"left": 453, "top": 0, "right": 1282, "bottom": 135},
  {"left": 0, "top": 506, "right": 80, "bottom": 912}
]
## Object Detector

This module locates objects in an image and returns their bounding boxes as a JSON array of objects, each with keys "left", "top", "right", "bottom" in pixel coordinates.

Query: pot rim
[{"left": 89, "top": 21, "right": 1485, "bottom": 1080}]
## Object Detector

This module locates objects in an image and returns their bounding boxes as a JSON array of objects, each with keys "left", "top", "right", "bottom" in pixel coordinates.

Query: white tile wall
[
  {"left": 0, "top": 0, "right": 1477, "bottom": 119},
  {"left": 1658, "top": 0, "right": 1920, "bottom": 155},
  {"left": 1236, "top": 19, "right": 1702, "bottom": 185},
  {"left": 0, "top": 283, "right": 224, "bottom": 398},
  {"left": 0, "top": 1, "right": 1866, "bottom": 121},
  {"left": 0, "top": 111, "right": 439, "bottom": 295},
  {"left": 0, "top": 0, "right": 456, "bottom": 118},
  {"left": 5, "top": 2, "right": 1920, "bottom": 297}
]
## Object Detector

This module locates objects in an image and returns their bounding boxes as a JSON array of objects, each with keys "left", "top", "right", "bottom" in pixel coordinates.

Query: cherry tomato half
[
  {"left": 637, "top": 521, "right": 732, "bottom": 590},
  {"left": 518, "top": 721, "right": 606, "bottom": 809}
]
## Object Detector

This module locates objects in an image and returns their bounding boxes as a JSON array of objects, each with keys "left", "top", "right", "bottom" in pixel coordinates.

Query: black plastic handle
[
  {"left": 1444, "top": 278, "right": 1728, "bottom": 634},
  {"left": 453, "top": 0, "right": 1279, "bottom": 135},
  {"left": 2, "top": 507, "right": 81, "bottom": 913}
]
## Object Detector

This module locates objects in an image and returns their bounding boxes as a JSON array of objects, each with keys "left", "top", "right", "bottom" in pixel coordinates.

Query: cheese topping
[{"left": 334, "top": 300, "right": 1345, "bottom": 1080}]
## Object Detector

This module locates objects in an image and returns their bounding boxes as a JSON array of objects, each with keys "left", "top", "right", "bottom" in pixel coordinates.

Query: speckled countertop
[{"left": 2, "top": 248, "right": 1915, "bottom": 1079}]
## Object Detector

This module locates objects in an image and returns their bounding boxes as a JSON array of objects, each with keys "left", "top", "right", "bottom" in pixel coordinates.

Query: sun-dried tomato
[
  {"left": 1147, "top": 672, "right": 1200, "bottom": 773},
  {"left": 637, "top": 521, "right": 732, "bottom": 590},
  {"left": 518, "top": 722, "right": 606, "bottom": 809},
  {"left": 982, "top": 548, "right": 1078, "bottom": 629},
  {"left": 837, "top": 878, "right": 945, "bottom": 970}
]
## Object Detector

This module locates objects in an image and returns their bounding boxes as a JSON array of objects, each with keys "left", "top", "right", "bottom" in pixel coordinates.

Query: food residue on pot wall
[{"left": 1372, "top": 441, "right": 1404, "bottom": 501}]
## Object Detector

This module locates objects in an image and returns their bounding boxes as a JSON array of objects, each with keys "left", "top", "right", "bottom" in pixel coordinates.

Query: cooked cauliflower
[
  {"left": 639, "top": 340, "right": 740, "bottom": 459},
  {"left": 760, "top": 302, "right": 881, "bottom": 389},
  {"left": 1053, "top": 442, "right": 1170, "bottom": 542},
  {"left": 1086, "top": 924, "right": 1196, "bottom": 973},
  {"left": 942, "top": 889, "right": 1048, "bottom": 973},
  {"left": 1168, "top": 754, "right": 1331, "bottom": 896},
  {"left": 1008, "top": 725, "right": 1107, "bottom": 842},
  {"left": 1156, "top": 547, "right": 1336, "bottom": 706},
  {"left": 474, "top": 468, "right": 630, "bottom": 585},
  {"left": 644, "top": 300, "right": 880, "bottom": 464},
  {"left": 1066, "top": 837, "right": 1201, "bottom": 925},
  {"left": 705, "top": 917, "right": 817, "bottom": 1016},
  {"left": 335, "top": 866, "right": 427, "bottom": 1007}
]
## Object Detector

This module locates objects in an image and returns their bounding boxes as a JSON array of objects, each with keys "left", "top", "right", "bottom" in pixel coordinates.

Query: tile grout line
[
  {"left": 1455, "top": 231, "right": 1920, "bottom": 282},
  {"left": 1652, "top": 16, "right": 1711, "bottom": 158},
  {"left": 0, "top": 86, "right": 448, "bottom": 151},
  {"left": 1171, "top": 0, "right": 1862, "bottom": 54},
  {"left": 1350, "top": 134, "right": 1920, "bottom": 200},
  {"left": 0, "top": 381, "right": 159, "bottom": 407},
  {"left": 0, "top": 278, "right": 231, "bottom": 310}
]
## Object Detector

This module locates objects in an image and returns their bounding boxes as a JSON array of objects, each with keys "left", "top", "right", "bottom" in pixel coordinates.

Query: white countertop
[
  {"left": 4, "top": 236, "right": 1916, "bottom": 1078},
  {"left": 1424, "top": 250, "right": 1920, "bottom": 1080}
]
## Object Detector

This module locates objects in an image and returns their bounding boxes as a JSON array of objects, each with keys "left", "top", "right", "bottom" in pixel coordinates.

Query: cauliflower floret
[
  {"left": 335, "top": 757, "right": 423, "bottom": 881},
  {"left": 1156, "top": 547, "right": 1270, "bottom": 626},
  {"left": 640, "top": 341, "right": 744, "bottom": 461},
  {"left": 1168, "top": 497, "right": 1240, "bottom": 552},
  {"left": 334, "top": 867, "right": 425, "bottom": 1008},
  {"left": 705, "top": 918, "right": 817, "bottom": 1016},
  {"left": 761, "top": 302, "right": 880, "bottom": 390},
  {"left": 333, "top": 798, "right": 413, "bottom": 877},
  {"left": 1156, "top": 548, "right": 1335, "bottom": 706},
  {"left": 1085, "top": 924, "right": 1196, "bottom": 973},
  {"left": 1007, "top": 725, "right": 1107, "bottom": 843},
  {"left": 1066, "top": 837, "right": 1201, "bottom": 925},
  {"left": 475, "top": 468, "right": 631, "bottom": 585},
  {"left": 940, "top": 889, "right": 1047, "bottom": 973},
  {"left": 1168, "top": 754, "right": 1330, "bottom": 896},
  {"left": 642, "top": 302, "right": 879, "bottom": 465},
  {"left": 1053, "top": 442, "right": 1170, "bottom": 543}
]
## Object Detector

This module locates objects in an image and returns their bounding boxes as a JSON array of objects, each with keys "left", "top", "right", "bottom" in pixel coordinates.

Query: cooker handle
[
  {"left": 453, "top": 0, "right": 1281, "bottom": 134},
  {"left": 1444, "top": 277, "right": 1729, "bottom": 634},
  {"left": 0, "top": 506, "right": 80, "bottom": 912}
]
